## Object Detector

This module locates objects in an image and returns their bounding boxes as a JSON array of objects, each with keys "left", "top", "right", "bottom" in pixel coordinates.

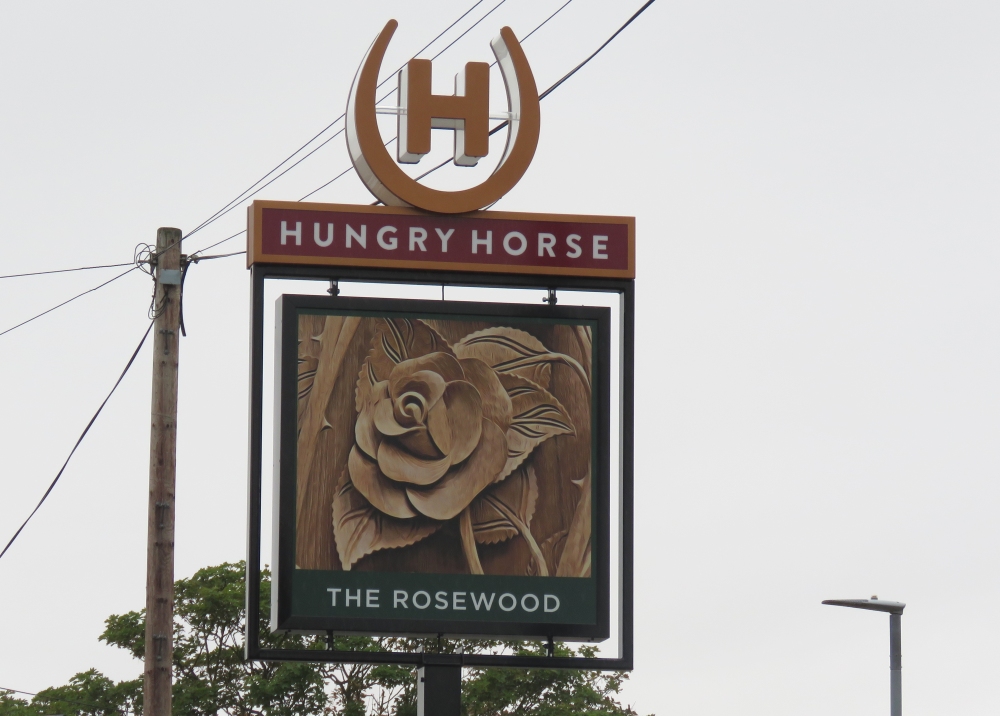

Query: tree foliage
[{"left": 1, "top": 562, "right": 644, "bottom": 716}]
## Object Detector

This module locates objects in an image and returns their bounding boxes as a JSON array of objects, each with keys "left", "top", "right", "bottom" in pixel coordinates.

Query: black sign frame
[{"left": 246, "top": 263, "right": 634, "bottom": 670}]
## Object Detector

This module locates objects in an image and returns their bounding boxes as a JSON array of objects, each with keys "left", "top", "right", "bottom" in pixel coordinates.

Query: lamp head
[{"left": 822, "top": 598, "right": 905, "bottom": 615}]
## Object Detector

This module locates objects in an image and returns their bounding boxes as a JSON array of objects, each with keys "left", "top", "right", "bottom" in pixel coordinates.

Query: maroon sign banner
[{"left": 247, "top": 200, "right": 635, "bottom": 279}]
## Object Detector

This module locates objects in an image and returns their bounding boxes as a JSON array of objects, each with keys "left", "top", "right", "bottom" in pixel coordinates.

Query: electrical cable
[
  {"left": 298, "top": 166, "right": 354, "bottom": 202},
  {"left": 537, "top": 0, "right": 656, "bottom": 102},
  {"left": 189, "top": 230, "right": 246, "bottom": 257},
  {"left": 518, "top": 0, "right": 574, "bottom": 44},
  {"left": 189, "top": 132, "right": 384, "bottom": 253},
  {"left": 181, "top": 0, "right": 495, "bottom": 244},
  {"left": 0, "top": 320, "right": 154, "bottom": 562},
  {"left": 0, "top": 266, "right": 140, "bottom": 339},
  {"left": 371, "top": 0, "right": 658, "bottom": 203},
  {"left": 189, "top": 0, "right": 648, "bottom": 252},
  {"left": 0, "top": 0, "right": 500, "bottom": 558},
  {"left": 190, "top": 249, "right": 245, "bottom": 262},
  {"left": 0, "top": 686, "right": 108, "bottom": 712},
  {"left": 0, "top": 262, "right": 134, "bottom": 281},
  {"left": 295, "top": 0, "right": 582, "bottom": 204},
  {"left": 429, "top": 0, "right": 507, "bottom": 62},
  {"left": 0, "top": 1, "right": 575, "bottom": 296},
  {"left": 0, "top": 0, "right": 647, "bottom": 579},
  {"left": 375, "top": 0, "right": 566, "bottom": 105},
  {"left": 181, "top": 126, "right": 348, "bottom": 237}
]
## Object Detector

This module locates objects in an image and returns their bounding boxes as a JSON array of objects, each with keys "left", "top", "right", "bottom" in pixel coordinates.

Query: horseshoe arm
[
  {"left": 346, "top": 20, "right": 406, "bottom": 207},
  {"left": 490, "top": 27, "right": 541, "bottom": 189}
]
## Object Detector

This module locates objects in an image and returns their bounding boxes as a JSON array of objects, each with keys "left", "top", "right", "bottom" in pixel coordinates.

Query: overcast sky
[{"left": 1, "top": 1, "right": 999, "bottom": 715}]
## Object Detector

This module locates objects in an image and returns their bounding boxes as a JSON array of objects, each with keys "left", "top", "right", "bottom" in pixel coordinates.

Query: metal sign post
[{"left": 417, "top": 658, "right": 462, "bottom": 716}]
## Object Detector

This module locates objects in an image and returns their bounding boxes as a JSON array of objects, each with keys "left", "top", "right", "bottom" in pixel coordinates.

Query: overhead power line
[
  {"left": 0, "top": 0, "right": 585, "bottom": 316},
  {"left": 427, "top": 0, "right": 507, "bottom": 63},
  {"left": 0, "top": 0, "right": 650, "bottom": 570},
  {"left": 368, "top": 0, "right": 658, "bottom": 203},
  {"left": 538, "top": 0, "right": 656, "bottom": 102},
  {"left": 0, "top": 266, "right": 140, "bottom": 339},
  {"left": 190, "top": 230, "right": 247, "bottom": 257},
  {"left": 124, "top": 0, "right": 500, "bottom": 270},
  {"left": 519, "top": 0, "right": 574, "bottom": 44},
  {"left": 0, "top": 320, "right": 154, "bottom": 562},
  {"left": 181, "top": 0, "right": 499, "bottom": 244},
  {"left": 298, "top": 166, "right": 354, "bottom": 202},
  {"left": 190, "top": 0, "right": 652, "bottom": 254},
  {"left": 0, "top": 686, "right": 108, "bottom": 712},
  {"left": 0, "top": 1, "right": 604, "bottom": 562},
  {"left": 0, "top": 262, "right": 133, "bottom": 281},
  {"left": 190, "top": 250, "right": 245, "bottom": 262},
  {"left": 194, "top": 0, "right": 582, "bottom": 237}
]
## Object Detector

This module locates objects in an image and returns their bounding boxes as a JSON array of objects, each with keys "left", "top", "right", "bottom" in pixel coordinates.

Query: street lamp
[{"left": 822, "top": 596, "right": 906, "bottom": 716}]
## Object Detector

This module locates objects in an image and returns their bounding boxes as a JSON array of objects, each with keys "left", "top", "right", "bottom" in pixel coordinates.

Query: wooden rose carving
[{"left": 332, "top": 318, "right": 586, "bottom": 574}]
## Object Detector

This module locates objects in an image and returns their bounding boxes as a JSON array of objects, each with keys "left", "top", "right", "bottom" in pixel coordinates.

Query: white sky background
[{"left": 0, "top": 1, "right": 998, "bottom": 714}]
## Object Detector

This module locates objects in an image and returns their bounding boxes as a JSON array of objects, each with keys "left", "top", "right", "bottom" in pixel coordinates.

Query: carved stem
[
  {"left": 487, "top": 495, "right": 549, "bottom": 577},
  {"left": 500, "top": 351, "right": 590, "bottom": 390},
  {"left": 459, "top": 506, "right": 484, "bottom": 575}
]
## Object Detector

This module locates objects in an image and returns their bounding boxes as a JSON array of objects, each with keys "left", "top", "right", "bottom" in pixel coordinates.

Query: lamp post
[{"left": 822, "top": 596, "right": 905, "bottom": 716}]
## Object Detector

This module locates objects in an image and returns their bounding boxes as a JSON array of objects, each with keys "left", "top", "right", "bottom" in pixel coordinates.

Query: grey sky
[{"left": 1, "top": 2, "right": 998, "bottom": 714}]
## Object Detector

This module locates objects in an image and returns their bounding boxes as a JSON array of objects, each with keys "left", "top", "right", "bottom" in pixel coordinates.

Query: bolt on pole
[{"left": 144, "top": 227, "right": 182, "bottom": 716}]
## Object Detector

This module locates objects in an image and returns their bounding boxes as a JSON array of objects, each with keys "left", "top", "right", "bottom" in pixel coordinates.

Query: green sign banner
[{"left": 293, "top": 570, "right": 597, "bottom": 625}]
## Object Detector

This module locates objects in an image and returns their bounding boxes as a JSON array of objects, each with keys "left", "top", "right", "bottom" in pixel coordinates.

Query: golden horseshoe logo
[{"left": 346, "top": 20, "right": 541, "bottom": 215}]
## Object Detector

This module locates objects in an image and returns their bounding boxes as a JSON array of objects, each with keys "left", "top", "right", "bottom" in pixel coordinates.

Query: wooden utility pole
[{"left": 144, "top": 227, "right": 182, "bottom": 716}]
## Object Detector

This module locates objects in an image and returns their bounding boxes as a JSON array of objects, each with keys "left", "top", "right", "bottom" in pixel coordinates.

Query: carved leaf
[
  {"left": 469, "top": 465, "right": 538, "bottom": 545},
  {"left": 496, "top": 373, "right": 575, "bottom": 481},
  {"left": 332, "top": 468, "right": 441, "bottom": 570},
  {"left": 365, "top": 318, "right": 455, "bottom": 384},
  {"left": 453, "top": 327, "right": 552, "bottom": 388},
  {"left": 454, "top": 326, "right": 592, "bottom": 390}
]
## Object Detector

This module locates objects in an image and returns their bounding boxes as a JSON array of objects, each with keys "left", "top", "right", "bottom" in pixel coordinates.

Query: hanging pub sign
[
  {"left": 246, "top": 17, "right": 634, "bottom": 661},
  {"left": 271, "top": 294, "right": 611, "bottom": 638}
]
